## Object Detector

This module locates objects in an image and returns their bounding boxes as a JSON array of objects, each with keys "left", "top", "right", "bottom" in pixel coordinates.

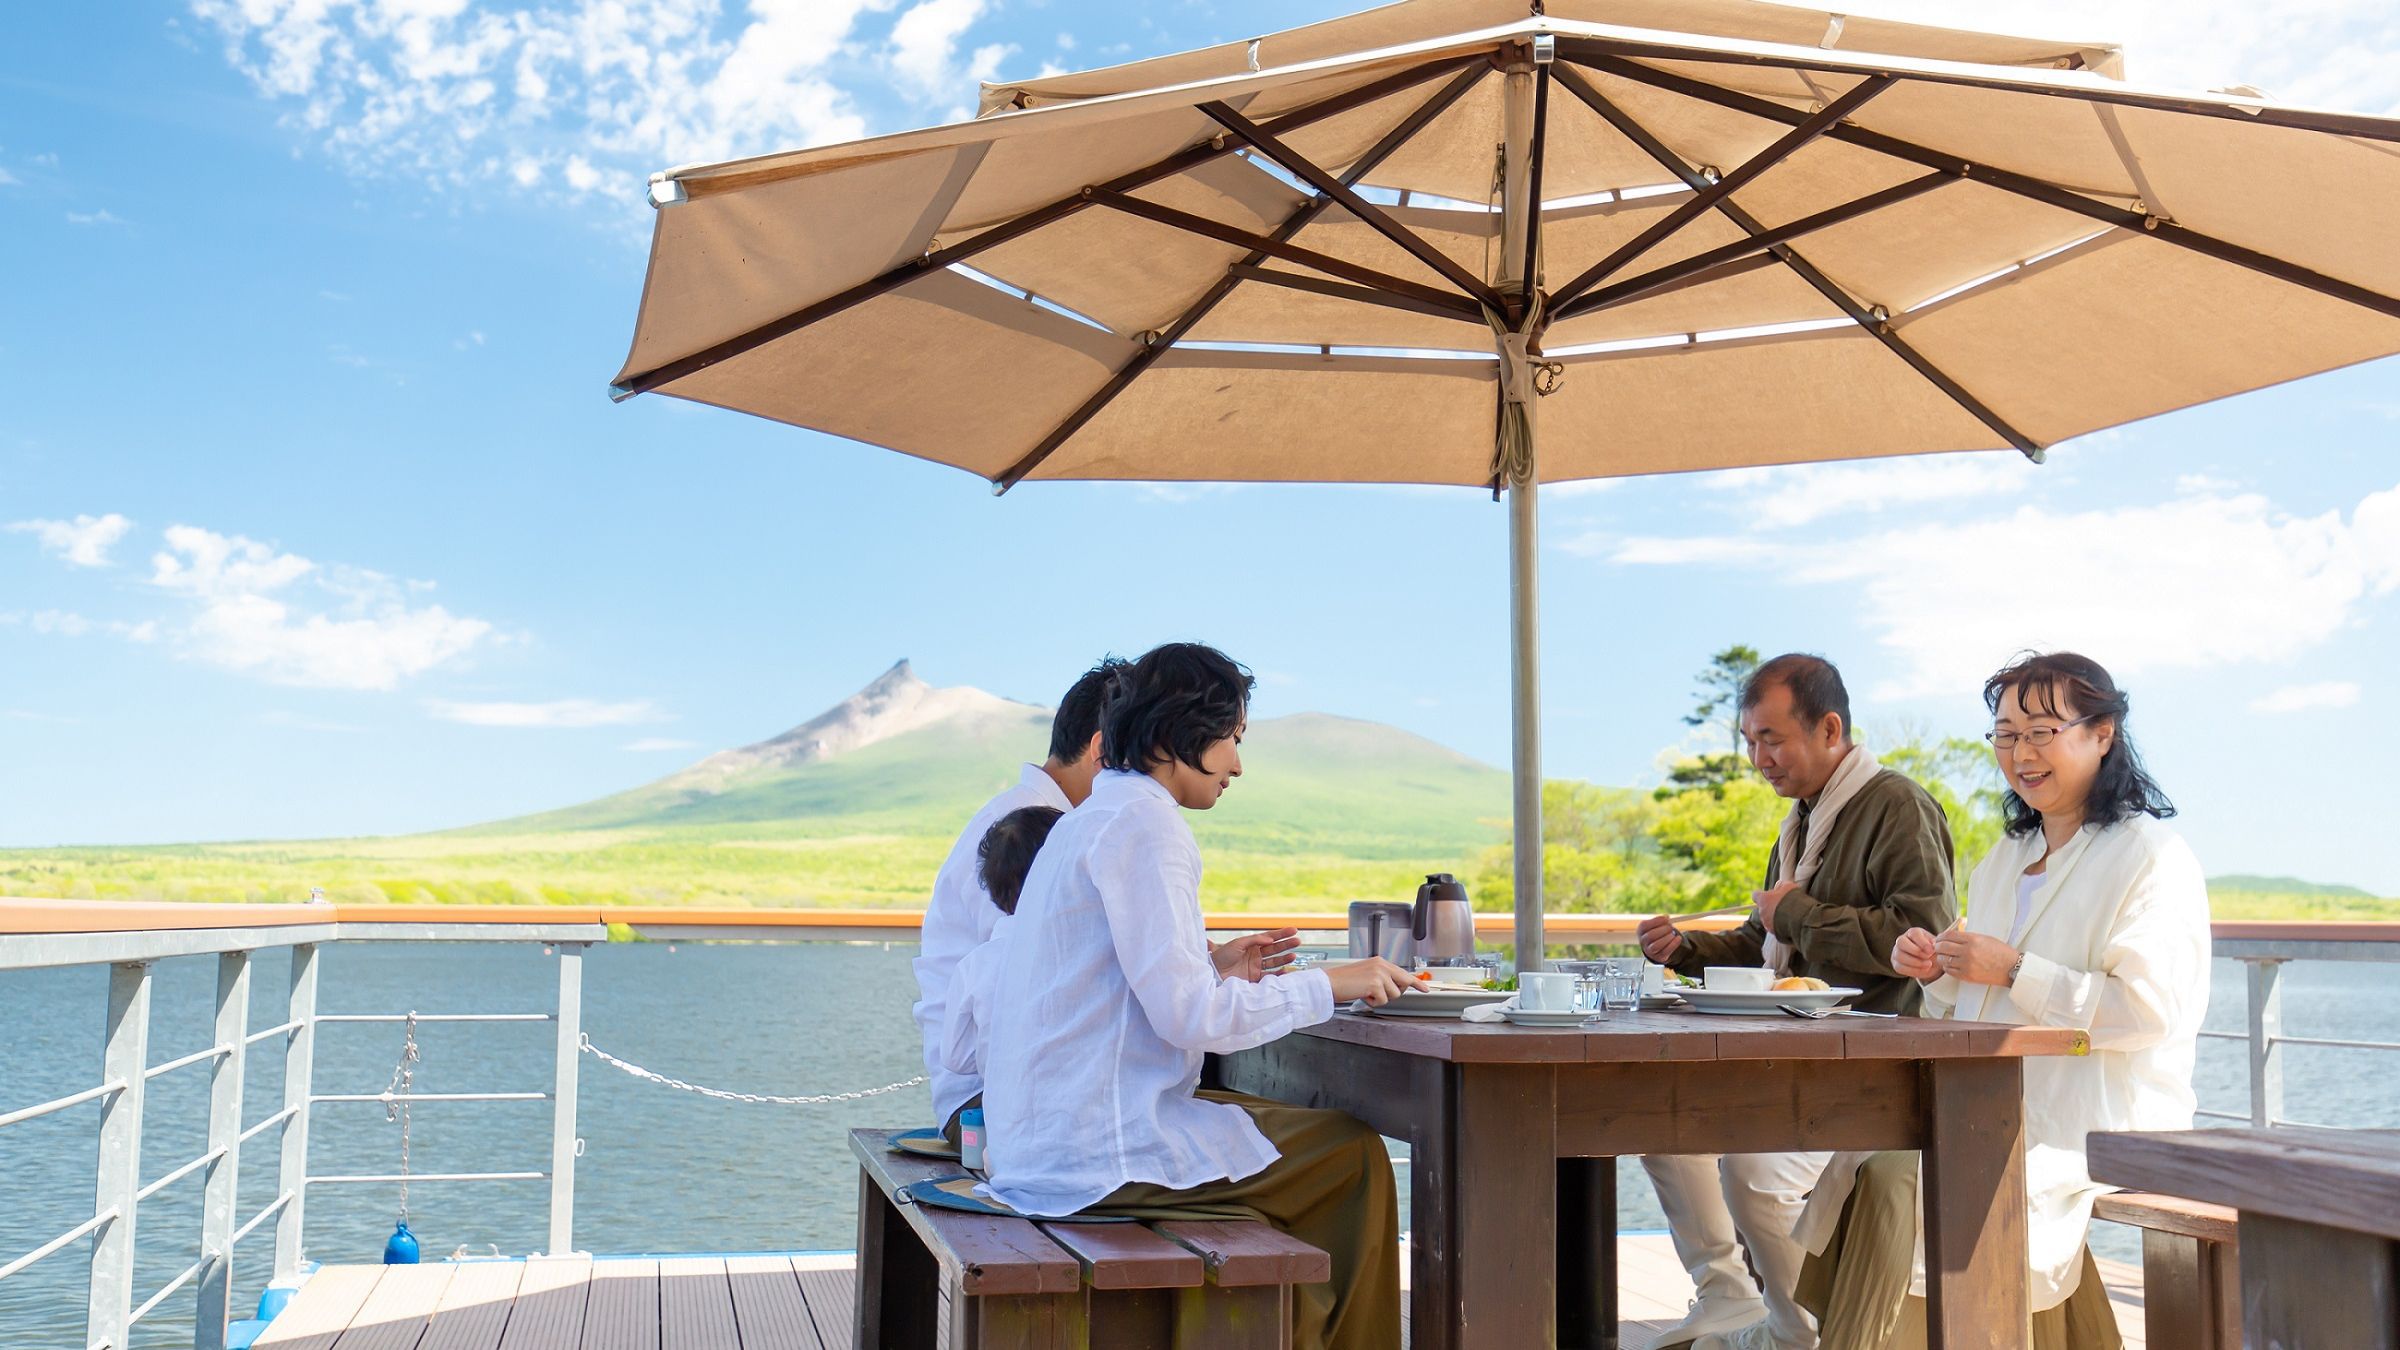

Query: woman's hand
[
  {"left": 1933, "top": 926, "right": 2021, "bottom": 986},
  {"left": 1212, "top": 928, "right": 1303, "bottom": 982},
  {"left": 1324, "top": 958, "right": 1420, "bottom": 1007},
  {"left": 1891, "top": 927, "right": 1940, "bottom": 982}
]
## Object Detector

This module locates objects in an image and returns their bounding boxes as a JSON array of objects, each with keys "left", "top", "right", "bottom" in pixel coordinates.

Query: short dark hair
[
  {"left": 1099, "top": 642, "right": 1253, "bottom": 775},
  {"left": 1741, "top": 653, "right": 1853, "bottom": 742},
  {"left": 1050, "top": 658, "right": 1127, "bottom": 765},
  {"left": 1984, "top": 651, "right": 2175, "bottom": 836},
  {"left": 977, "top": 806, "right": 1063, "bottom": 915}
]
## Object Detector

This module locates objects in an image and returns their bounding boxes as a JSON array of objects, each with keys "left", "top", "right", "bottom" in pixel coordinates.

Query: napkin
[{"left": 1460, "top": 996, "right": 1519, "bottom": 1023}]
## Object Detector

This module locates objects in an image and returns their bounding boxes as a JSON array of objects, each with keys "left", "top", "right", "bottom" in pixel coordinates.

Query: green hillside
[
  {"left": 0, "top": 700, "right": 1511, "bottom": 911},
  {"left": 2207, "top": 874, "right": 2376, "bottom": 898}
]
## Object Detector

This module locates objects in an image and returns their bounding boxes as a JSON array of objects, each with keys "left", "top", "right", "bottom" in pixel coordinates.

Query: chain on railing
[{"left": 578, "top": 1033, "right": 927, "bottom": 1105}]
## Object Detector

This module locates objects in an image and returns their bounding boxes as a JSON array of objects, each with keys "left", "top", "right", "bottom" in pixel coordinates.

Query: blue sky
[{"left": 4, "top": 1, "right": 2398, "bottom": 891}]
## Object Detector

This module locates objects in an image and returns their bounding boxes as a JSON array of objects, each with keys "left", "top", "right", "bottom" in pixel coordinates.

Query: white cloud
[
  {"left": 1601, "top": 480, "right": 2400, "bottom": 698},
  {"left": 187, "top": 0, "right": 941, "bottom": 199},
  {"left": 66, "top": 209, "right": 124, "bottom": 226},
  {"left": 10, "top": 513, "right": 134, "bottom": 567},
  {"left": 21, "top": 610, "right": 160, "bottom": 642},
  {"left": 150, "top": 525, "right": 491, "bottom": 690},
  {"left": 428, "top": 697, "right": 665, "bottom": 727},
  {"left": 1841, "top": 1, "right": 2400, "bottom": 114},
  {"left": 2251, "top": 681, "right": 2362, "bottom": 713},
  {"left": 1695, "top": 452, "right": 2035, "bottom": 528},
  {"left": 623, "top": 735, "right": 699, "bottom": 751},
  {"left": 890, "top": 0, "right": 992, "bottom": 95},
  {"left": 0, "top": 167, "right": 17, "bottom": 186}
]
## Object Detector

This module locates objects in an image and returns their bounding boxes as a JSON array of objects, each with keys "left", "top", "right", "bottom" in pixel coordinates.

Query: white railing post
[
  {"left": 274, "top": 943, "right": 319, "bottom": 1280},
  {"left": 195, "top": 950, "right": 251, "bottom": 1350},
  {"left": 548, "top": 942, "right": 585, "bottom": 1256},
  {"left": 2247, "top": 957, "right": 2286, "bottom": 1128},
  {"left": 88, "top": 961, "right": 152, "bottom": 1350}
]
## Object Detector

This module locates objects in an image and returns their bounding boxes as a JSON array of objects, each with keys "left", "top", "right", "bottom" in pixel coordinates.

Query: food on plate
[{"left": 1771, "top": 976, "right": 1831, "bottom": 992}]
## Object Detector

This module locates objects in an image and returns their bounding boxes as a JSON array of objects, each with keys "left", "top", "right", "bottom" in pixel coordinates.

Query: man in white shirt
[
  {"left": 910, "top": 659, "right": 1118, "bottom": 1142},
  {"left": 979, "top": 642, "right": 1413, "bottom": 1350}
]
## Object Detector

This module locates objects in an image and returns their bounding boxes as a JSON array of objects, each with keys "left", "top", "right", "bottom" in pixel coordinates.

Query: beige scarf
[{"left": 1760, "top": 744, "right": 1882, "bottom": 974}]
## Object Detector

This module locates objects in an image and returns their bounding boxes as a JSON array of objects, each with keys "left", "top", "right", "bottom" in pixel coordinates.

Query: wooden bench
[
  {"left": 849, "top": 1128, "right": 1331, "bottom": 1349},
  {"left": 2094, "top": 1190, "right": 2239, "bottom": 1349}
]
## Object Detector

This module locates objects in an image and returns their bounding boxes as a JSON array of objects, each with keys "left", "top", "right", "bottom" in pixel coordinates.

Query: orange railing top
[{"left": 4, "top": 897, "right": 2394, "bottom": 942}]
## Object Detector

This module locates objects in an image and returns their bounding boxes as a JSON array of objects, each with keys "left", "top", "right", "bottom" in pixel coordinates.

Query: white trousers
[{"left": 1643, "top": 1150, "right": 1833, "bottom": 1349}]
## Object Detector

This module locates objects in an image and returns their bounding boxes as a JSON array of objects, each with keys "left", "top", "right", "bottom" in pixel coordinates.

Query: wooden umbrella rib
[
  {"left": 613, "top": 53, "right": 1487, "bottom": 398},
  {"left": 1199, "top": 100, "right": 1508, "bottom": 313},
  {"left": 1554, "top": 64, "right": 2044, "bottom": 459},
  {"left": 1548, "top": 74, "right": 1895, "bottom": 310},
  {"left": 1573, "top": 53, "right": 2400, "bottom": 325},
  {"left": 1223, "top": 264, "right": 1494, "bottom": 322},
  {"left": 1519, "top": 65, "right": 1552, "bottom": 316},
  {"left": 992, "top": 62, "right": 1489, "bottom": 492},
  {"left": 1551, "top": 171, "right": 1953, "bottom": 323},
  {"left": 1085, "top": 189, "right": 1485, "bottom": 317}
]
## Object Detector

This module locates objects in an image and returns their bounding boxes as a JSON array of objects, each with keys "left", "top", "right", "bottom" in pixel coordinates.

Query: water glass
[{"left": 1601, "top": 958, "right": 1641, "bottom": 1011}]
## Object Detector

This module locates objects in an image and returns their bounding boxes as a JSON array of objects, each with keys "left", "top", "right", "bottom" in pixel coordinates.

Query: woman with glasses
[{"left": 1788, "top": 652, "right": 2210, "bottom": 1350}]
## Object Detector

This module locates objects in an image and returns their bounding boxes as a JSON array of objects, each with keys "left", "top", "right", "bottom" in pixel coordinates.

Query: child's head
[
  {"left": 1099, "top": 642, "right": 1253, "bottom": 810},
  {"left": 977, "top": 805, "right": 1064, "bottom": 915}
]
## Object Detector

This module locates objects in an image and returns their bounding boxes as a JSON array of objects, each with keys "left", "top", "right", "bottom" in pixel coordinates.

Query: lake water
[{"left": 3, "top": 943, "right": 2393, "bottom": 1347}]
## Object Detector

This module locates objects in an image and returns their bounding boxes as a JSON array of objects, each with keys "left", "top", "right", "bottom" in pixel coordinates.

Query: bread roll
[{"left": 1771, "top": 976, "right": 1831, "bottom": 992}]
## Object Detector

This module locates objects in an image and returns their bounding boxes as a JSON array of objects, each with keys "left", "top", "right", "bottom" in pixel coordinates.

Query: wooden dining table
[{"left": 1209, "top": 1004, "right": 2088, "bottom": 1350}]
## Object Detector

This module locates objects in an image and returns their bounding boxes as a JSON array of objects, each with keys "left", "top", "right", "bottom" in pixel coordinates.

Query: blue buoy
[
  {"left": 383, "top": 1220, "right": 420, "bottom": 1264},
  {"left": 255, "top": 1286, "right": 294, "bottom": 1320}
]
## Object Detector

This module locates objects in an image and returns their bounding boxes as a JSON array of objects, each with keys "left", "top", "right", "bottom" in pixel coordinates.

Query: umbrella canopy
[{"left": 612, "top": 0, "right": 2400, "bottom": 960}]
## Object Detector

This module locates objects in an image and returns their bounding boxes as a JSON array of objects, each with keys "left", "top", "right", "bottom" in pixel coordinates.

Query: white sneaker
[
  {"left": 1649, "top": 1297, "right": 1767, "bottom": 1349},
  {"left": 1692, "top": 1320, "right": 1809, "bottom": 1350}
]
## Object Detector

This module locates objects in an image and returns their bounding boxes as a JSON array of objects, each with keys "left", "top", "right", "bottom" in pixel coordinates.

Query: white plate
[
  {"left": 1675, "top": 986, "right": 1862, "bottom": 1017},
  {"left": 1501, "top": 1008, "right": 1591, "bottom": 1027},
  {"left": 1637, "top": 992, "right": 1684, "bottom": 1011},
  {"left": 1364, "top": 987, "right": 1509, "bottom": 1018}
]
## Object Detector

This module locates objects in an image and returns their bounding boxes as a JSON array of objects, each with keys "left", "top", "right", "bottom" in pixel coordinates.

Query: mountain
[
  {"left": 462, "top": 661, "right": 1511, "bottom": 864},
  {"left": 2207, "top": 874, "right": 2377, "bottom": 899}
]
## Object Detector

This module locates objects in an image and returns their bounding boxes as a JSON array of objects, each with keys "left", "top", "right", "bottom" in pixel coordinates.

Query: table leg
[
  {"left": 1921, "top": 1057, "right": 2028, "bottom": 1350},
  {"left": 1410, "top": 1063, "right": 1459, "bottom": 1350},
  {"left": 1558, "top": 1157, "right": 1616, "bottom": 1350},
  {"left": 1455, "top": 1064, "right": 1557, "bottom": 1347}
]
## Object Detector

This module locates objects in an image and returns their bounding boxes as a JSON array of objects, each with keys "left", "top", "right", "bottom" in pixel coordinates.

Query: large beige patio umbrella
[{"left": 610, "top": 0, "right": 2400, "bottom": 963}]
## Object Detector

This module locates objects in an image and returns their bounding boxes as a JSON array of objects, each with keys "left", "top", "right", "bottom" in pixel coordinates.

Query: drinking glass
[{"left": 1601, "top": 958, "right": 1641, "bottom": 1011}]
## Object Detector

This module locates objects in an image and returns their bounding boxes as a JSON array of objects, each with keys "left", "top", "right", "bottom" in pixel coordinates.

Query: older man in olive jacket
[{"left": 1632, "top": 654, "right": 1956, "bottom": 1350}]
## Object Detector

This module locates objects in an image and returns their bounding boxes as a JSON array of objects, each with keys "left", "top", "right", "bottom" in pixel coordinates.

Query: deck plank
[
  {"left": 791, "top": 1260, "right": 854, "bottom": 1350},
  {"left": 724, "top": 1256, "right": 821, "bottom": 1350},
  {"left": 418, "top": 1260, "right": 527, "bottom": 1350},
  {"left": 337, "top": 1262, "right": 455, "bottom": 1350},
  {"left": 580, "top": 1259, "right": 660, "bottom": 1350},
  {"left": 658, "top": 1257, "right": 739, "bottom": 1350},
  {"left": 259, "top": 1265, "right": 386, "bottom": 1350},
  {"left": 495, "top": 1257, "right": 593, "bottom": 1350}
]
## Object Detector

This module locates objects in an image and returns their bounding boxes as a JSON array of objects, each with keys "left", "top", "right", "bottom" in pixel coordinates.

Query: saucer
[{"left": 1501, "top": 1007, "right": 1592, "bottom": 1027}]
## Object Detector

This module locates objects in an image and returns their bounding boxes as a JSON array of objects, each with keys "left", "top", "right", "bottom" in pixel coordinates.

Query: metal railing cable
[{"left": 577, "top": 1033, "right": 926, "bottom": 1105}]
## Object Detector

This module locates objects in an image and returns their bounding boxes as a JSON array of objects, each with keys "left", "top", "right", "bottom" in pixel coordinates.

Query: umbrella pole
[
  {"left": 1496, "top": 43, "right": 1546, "bottom": 971},
  {"left": 1507, "top": 432, "right": 1543, "bottom": 970}
]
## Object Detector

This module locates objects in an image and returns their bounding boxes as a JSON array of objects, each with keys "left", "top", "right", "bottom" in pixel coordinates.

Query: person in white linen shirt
[
  {"left": 937, "top": 804, "right": 1060, "bottom": 1080},
  {"left": 909, "top": 659, "right": 1117, "bottom": 1142},
  {"left": 1793, "top": 651, "right": 2209, "bottom": 1350},
  {"left": 980, "top": 642, "right": 1416, "bottom": 1350}
]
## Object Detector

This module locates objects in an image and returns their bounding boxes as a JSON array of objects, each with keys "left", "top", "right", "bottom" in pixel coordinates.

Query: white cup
[
  {"left": 1518, "top": 970, "right": 1577, "bottom": 1012},
  {"left": 1640, "top": 962, "right": 1666, "bottom": 996},
  {"left": 1704, "top": 966, "right": 1774, "bottom": 992}
]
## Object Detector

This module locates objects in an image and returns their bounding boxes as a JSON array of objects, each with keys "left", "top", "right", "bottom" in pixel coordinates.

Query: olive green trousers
[
  {"left": 1796, "top": 1150, "right": 2122, "bottom": 1350},
  {"left": 1088, "top": 1089, "right": 1402, "bottom": 1350}
]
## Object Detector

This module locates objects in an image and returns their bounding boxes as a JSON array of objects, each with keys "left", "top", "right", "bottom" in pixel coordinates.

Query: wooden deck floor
[{"left": 257, "top": 1239, "right": 2148, "bottom": 1349}]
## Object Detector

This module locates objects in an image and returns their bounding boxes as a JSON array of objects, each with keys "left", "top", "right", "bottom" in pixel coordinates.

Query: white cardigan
[{"left": 1794, "top": 815, "right": 2211, "bottom": 1310}]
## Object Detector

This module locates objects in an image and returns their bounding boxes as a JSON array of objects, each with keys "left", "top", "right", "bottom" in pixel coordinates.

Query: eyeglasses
[{"left": 1984, "top": 715, "right": 2095, "bottom": 751}]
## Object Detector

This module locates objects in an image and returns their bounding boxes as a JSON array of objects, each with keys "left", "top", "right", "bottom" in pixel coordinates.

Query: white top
[
  {"left": 937, "top": 915, "right": 1010, "bottom": 1079},
  {"left": 910, "top": 763, "right": 1072, "bottom": 1127},
  {"left": 1796, "top": 815, "right": 2210, "bottom": 1309},
  {"left": 2010, "top": 869, "right": 2043, "bottom": 945},
  {"left": 980, "top": 770, "right": 1336, "bottom": 1216}
]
